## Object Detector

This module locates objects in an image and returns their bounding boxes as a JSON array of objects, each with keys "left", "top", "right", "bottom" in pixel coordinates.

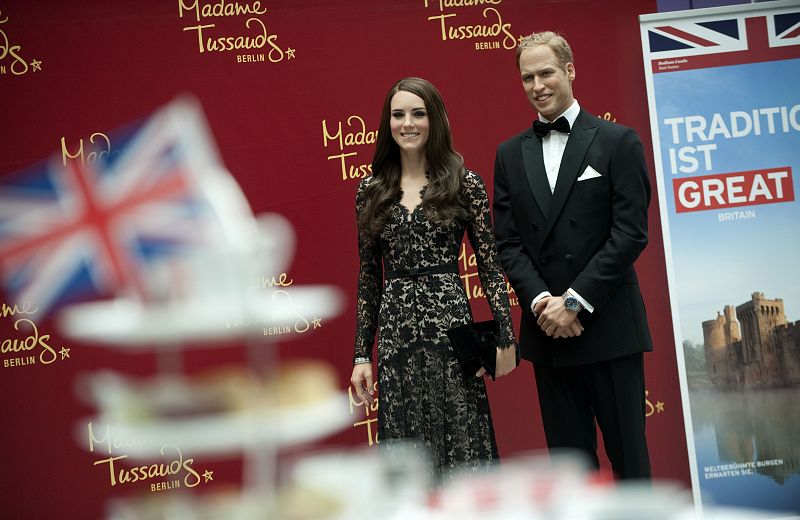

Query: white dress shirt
[
  {"left": 530, "top": 100, "right": 594, "bottom": 315},
  {"left": 541, "top": 100, "right": 581, "bottom": 193}
]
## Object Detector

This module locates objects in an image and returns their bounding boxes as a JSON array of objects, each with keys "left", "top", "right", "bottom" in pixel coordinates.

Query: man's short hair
[{"left": 516, "top": 31, "right": 574, "bottom": 70}]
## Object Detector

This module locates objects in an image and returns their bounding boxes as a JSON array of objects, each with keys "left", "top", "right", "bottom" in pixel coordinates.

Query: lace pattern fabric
[{"left": 353, "top": 169, "right": 514, "bottom": 478}]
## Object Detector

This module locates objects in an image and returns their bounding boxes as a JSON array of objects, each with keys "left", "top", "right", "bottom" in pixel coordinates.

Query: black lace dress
[{"left": 353, "top": 169, "right": 515, "bottom": 479}]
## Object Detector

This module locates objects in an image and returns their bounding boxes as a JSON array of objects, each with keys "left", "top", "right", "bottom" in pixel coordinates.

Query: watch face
[{"left": 564, "top": 295, "right": 580, "bottom": 312}]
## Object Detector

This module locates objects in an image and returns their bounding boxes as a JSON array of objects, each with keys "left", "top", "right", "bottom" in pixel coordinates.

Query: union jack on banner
[
  {"left": 769, "top": 10, "right": 800, "bottom": 47},
  {"left": 648, "top": 17, "right": 748, "bottom": 55},
  {"left": 0, "top": 99, "right": 251, "bottom": 316},
  {"left": 645, "top": 9, "right": 800, "bottom": 71}
]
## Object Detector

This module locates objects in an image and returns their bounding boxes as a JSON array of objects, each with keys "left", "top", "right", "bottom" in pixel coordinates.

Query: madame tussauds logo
[
  {"left": 61, "top": 132, "right": 120, "bottom": 166},
  {"left": 423, "top": 0, "right": 517, "bottom": 51},
  {"left": 1, "top": 303, "right": 70, "bottom": 369},
  {"left": 321, "top": 115, "right": 377, "bottom": 182},
  {"left": 88, "top": 422, "right": 213, "bottom": 492},
  {"left": 0, "top": 9, "right": 43, "bottom": 76},
  {"left": 177, "top": 0, "right": 296, "bottom": 63}
]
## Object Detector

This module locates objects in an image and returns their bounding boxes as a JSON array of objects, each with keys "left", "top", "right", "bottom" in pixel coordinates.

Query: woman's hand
[
  {"left": 350, "top": 362, "right": 374, "bottom": 405},
  {"left": 494, "top": 344, "right": 517, "bottom": 378},
  {"left": 476, "top": 344, "right": 517, "bottom": 378}
]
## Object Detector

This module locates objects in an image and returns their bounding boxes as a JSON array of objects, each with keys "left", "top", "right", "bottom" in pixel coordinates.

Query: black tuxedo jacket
[{"left": 493, "top": 109, "right": 653, "bottom": 367}]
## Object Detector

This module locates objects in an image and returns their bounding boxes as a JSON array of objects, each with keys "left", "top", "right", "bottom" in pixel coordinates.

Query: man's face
[{"left": 519, "top": 44, "right": 575, "bottom": 121}]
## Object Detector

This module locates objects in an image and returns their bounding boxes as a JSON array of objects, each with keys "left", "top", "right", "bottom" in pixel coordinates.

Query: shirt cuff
[{"left": 567, "top": 288, "right": 594, "bottom": 313}]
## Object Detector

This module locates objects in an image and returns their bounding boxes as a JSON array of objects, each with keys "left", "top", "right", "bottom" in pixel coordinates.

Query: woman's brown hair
[{"left": 358, "top": 77, "right": 468, "bottom": 236}]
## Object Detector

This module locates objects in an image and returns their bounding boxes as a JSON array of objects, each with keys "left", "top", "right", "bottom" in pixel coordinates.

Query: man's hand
[
  {"left": 536, "top": 296, "right": 584, "bottom": 338},
  {"left": 553, "top": 319, "right": 584, "bottom": 338},
  {"left": 533, "top": 297, "right": 549, "bottom": 317}
]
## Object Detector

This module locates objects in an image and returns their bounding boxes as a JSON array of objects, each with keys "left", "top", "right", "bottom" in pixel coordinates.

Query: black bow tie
[{"left": 533, "top": 117, "right": 571, "bottom": 138}]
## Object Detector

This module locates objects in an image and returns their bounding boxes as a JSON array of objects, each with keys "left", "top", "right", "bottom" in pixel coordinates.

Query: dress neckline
[{"left": 398, "top": 183, "right": 427, "bottom": 220}]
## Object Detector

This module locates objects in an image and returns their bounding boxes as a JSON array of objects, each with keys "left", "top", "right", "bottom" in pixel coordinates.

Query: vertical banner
[{"left": 640, "top": 0, "right": 800, "bottom": 516}]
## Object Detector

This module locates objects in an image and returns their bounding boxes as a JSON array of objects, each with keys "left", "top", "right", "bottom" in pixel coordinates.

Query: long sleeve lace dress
[{"left": 353, "top": 169, "right": 515, "bottom": 479}]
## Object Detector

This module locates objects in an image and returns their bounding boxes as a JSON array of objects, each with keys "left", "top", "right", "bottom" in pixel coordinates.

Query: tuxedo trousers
[{"left": 532, "top": 352, "right": 651, "bottom": 479}]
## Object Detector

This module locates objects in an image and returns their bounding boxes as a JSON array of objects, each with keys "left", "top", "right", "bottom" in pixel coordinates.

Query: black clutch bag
[{"left": 446, "top": 320, "right": 518, "bottom": 380}]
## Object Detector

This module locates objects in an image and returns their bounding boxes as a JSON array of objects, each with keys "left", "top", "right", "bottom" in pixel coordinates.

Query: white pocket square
[{"left": 577, "top": 165, "right": 602, "bottom": 181}]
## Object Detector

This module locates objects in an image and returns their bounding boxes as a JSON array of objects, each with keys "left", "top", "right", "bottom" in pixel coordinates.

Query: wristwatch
[{"left": 562, "top": 293, "right": 583, "bottom": 312}]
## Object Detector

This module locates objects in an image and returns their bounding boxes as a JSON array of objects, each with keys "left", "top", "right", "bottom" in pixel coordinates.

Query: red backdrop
[{"left": 0, "top": 1, "right": 689, "bottom": 517}]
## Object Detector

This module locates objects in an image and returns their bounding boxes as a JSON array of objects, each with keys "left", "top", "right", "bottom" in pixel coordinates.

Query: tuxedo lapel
[
  {"left": 542, "top": 110, "right": 598, "bottom": 240},
  {"left": 520, "top": 132, "right": 551, "bottom": 219}
]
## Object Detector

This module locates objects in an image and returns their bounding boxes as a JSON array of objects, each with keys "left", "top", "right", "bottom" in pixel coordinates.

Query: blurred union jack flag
[{"left": 0, "top": 99, "right": 239, "bottom": 316}]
